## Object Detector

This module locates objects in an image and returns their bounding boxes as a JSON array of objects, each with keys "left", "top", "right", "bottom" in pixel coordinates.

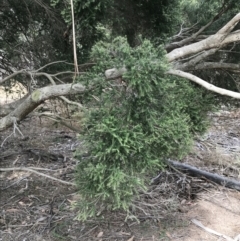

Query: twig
[
  {"left": 12, "top": 117, "right": 24, "bottom": 137},
  {"left": 0, "top": 69, "right": 26, "bottom": 84},
  {"left": 1, "top": 132, "right": 14, "bottom": 147},
  {"left": 1, "top": 176, "right": 28, "bottom": 190},
  {"left": 59, "top": 96, "right": 83, "bottom": 108},
  {"left": 0, "top": 167, "right": 76, "bottom": 186},
  {"left": 191, "top": 219, "right": 239, "bottom": 241},
  {"left": 1, "top": 117, "right": 24, "bottom": 147}
]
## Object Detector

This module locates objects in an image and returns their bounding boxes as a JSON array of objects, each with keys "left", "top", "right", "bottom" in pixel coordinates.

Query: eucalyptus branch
[
  {"left": 166, "top": 1, "right": 231, "bottom": 52},
  {"left": 0, "top": 69, "right": 26, "bottom": 84},
  {"left": 167, "top": 69, "right": 240, "bottom": 99}
]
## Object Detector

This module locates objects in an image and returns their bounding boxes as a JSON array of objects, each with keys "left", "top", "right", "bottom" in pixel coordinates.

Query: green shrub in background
[{"left": 74, "top": 37, "right": 214, "bottom": 220}]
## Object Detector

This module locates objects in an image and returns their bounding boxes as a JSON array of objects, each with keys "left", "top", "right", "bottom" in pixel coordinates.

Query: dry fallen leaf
[
  {"left": 127, "top": 235, "right": 134, "bottom": 241},
  {"left": 36, "top": 216, "right": 47, "bottom": 223},
  {"left": 97, "top": 231, "right": 103, "bottom": 238},
  {"left": 166, "top": 232, "right": 172, "bottom": 239},
  {"left": 6, "top": 208, "right": 20, "bottom": 213}
]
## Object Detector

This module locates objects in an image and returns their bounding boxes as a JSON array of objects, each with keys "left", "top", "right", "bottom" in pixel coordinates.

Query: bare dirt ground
[{"left": 1, "top": 89, "right": 240, "bottom": 241}]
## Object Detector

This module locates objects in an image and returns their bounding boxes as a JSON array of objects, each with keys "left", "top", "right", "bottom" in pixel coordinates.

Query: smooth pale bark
[
  {"left": 167, "top": 34, "right": 226, "bottom": 62},
  {"left": 0, "top": 95, "right": 30, "bottom": 117},
  {"left": 0, "top": 83, "right": 85, "bottom": 131},
  {"left": 168, "top": 29, "right": 240, "bottom": 63},
  {"left": 2, "top": 13, "right": 240, "bottom": 132},
  {"left": 165, "top": 3, "right": 231, "bottom": 52},
  {"left": 173, "top": 49, "right": 218, "bottom": 71},
  {"left": 167, "top": 69, "right": 240, "bottom": 99},
  {"left": 0, "top": 69, "right": 26, "bottom": 84},
  {"left": 167, "top": 13, "right": 240, "bottom": 63},
  {"left": 105, "top": 67, "right": 127, "bottom": 80}
]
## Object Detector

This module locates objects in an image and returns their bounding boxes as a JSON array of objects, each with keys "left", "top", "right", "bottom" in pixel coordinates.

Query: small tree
[{"left": 74, "top": 37, "right": 214, "bottom": 220}]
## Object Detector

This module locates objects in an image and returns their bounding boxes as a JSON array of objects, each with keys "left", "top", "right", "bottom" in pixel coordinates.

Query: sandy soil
[{"left": 173, "top": 190, "right": 240, "bottom": 240}]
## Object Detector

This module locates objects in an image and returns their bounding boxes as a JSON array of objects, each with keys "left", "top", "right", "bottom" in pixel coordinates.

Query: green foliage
[
  {"left": 50, "top": 0, "right": 113, "bottom": 60},
  {"left": 169, "top": 79, "right": 216, "bottom": 134},
  {"left": 180, "top": 0, "right": 240, "bottom": 32},
  {"left": 74, "top": 37, "right": 214, "bottom": 220},
  {"left": 0, "top": 0, "right": 72, "bottom": 86},
  {"left": 106, "top": 0, "right": 182, "bottom": 45}
]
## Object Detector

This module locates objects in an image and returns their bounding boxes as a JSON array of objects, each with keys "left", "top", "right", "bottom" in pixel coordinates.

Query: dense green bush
[{"left": 74, "top": 37, "right": 214, "bottom": 220}]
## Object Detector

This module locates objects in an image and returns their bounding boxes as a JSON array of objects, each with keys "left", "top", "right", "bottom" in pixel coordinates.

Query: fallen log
[{"left": 167, "top": 159, "right": 240, "bottom": 191}]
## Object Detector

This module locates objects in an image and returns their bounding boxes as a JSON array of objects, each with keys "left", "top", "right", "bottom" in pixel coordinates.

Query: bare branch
[
  {"left": 221, "top": 30, "right": 240, "bottom": 45},
  {"left": 0, "top": 69, "right": 26, "bottom": 84},
  {"left": 166, "top": 2, "right": 231, "bottom": 52},
  {"left": 0, "top": 167, "right": 76, "bottom": 186},
  {"left": 0, "top": 83, "right": 85, "bottom": 131},
  {"left": 0, "top": 94, "right": 30, "bottom": 117},
  {"left": 52, "top": 71, "right": 85, "bottom": 76},
  {"left": 218, "top": 13, "right": 240, "bottom": 34},
  {"left": 167, "top": 13, "right": 240, "bottom": 62},
  {"left": 174, "top": 49, "right": 218, "bottom": 70},
  {"left": 35, "top": 72, "right": 83, "bottom": 108},
  {"left": 167, "top": 32, "right": 239, "bottom": 63},
  {"left": 105, "top": 67, "right": 127, "bottom": 80},
  {"left": 59, "top": 96, "right": 83, "bottom": 108},
  {"left": 192, "top": 219, "right": 238, "bottom": 241},
  {"left": 167, "top": 69, "right": 240, "bottom": 99}
]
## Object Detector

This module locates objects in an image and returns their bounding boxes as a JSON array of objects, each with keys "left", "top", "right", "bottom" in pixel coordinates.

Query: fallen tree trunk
[
  {"left": 0, "top": 83, "right": 86, "bottom": 131},
  {"left": 167, "top": 159, "right": 240, "bottom": 191},
  {"left": 0, "top": 94, "right": 30, "bottom": 117}
]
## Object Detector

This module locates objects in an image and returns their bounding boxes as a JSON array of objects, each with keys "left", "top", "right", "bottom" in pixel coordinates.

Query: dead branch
[
  {"left": 36, "top": 72, "right": 83, "bottom": 108},
  {"left": 167, "top": 69, "right": 240, "bottom": 99},
  {"left": 165, "top": 1, "right": 231, "bottom": 52},
  {"left": 0, "top": 83, "right": 85, "bottom": 131},
  {"left": 218, "top": 13, "right": 240, "bottom": 35},
  {"left": 105, "top": 67, "right": 127, "bottom": 80},
  {"left": 191, "top": 219, "right": 240, "bottom": 241},
  {"left": 0, "top": 167, "right": 76, "bottom": 186},
  {"left": 167, "top": 13, "right": 240, "bottom": 63},
  {"left": 167, "top": 159, "right": 240, "bottom": 191},
  {"left": 174, "top": 49, "right": 218, "bottom": 70},
  {"left": 0, "top": 69, "right": 26, "bottom": 84}
]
